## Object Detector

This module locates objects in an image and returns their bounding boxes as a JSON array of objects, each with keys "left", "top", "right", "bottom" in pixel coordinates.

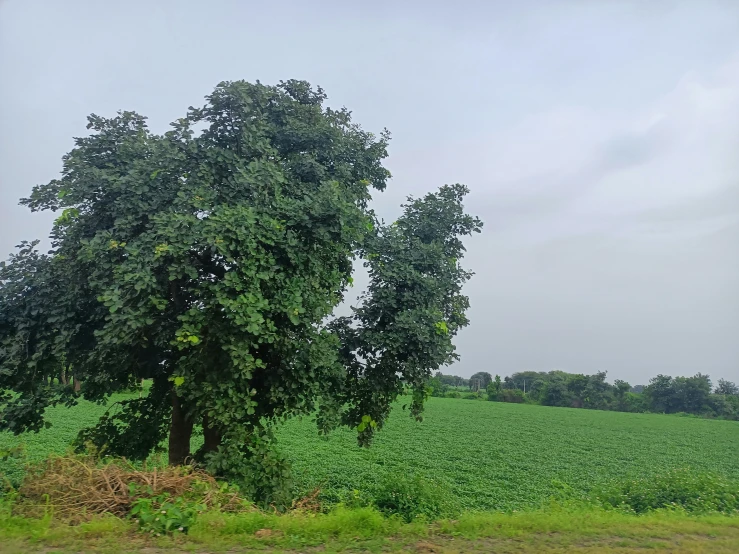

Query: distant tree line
[{"left": 427, "top": 371, "right": 739, "bottom": 420}]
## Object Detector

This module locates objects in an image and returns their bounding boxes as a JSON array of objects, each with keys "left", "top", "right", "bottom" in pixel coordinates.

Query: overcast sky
[{"left": 1, "top": 0, "right": 737, "bottom": 385}]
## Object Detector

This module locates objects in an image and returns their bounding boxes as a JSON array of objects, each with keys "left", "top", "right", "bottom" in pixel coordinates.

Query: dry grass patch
[{"left": 13, "top": 453, "right": 248, "bottom": 520}]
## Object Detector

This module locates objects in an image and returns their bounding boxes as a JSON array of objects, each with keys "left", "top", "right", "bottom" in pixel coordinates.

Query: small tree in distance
[
  {"left": 0, "top": 80, "right": 482, "bottom": 503},
  {"left": 486, "top": 374, "right": 502, "bottom": 400},
  {"left": 469, "top": 371, "right": 492, "bottom": 391},
  {"left": 715, "top": 379, "right": 738, "bottom": 396}
]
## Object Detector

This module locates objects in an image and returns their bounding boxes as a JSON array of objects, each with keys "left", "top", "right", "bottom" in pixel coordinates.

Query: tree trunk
[
  {"left": 60, "top": 368, "right": 68, "bottom": 385},
  {"left": 169, "top": 390, "right": 194, "bottom": 466},
  {"left": 202, "top": 413, "right": 223, "bottom": 456},
  {"left": 73, "top": 373, "right": 81, "bottom": 392}
]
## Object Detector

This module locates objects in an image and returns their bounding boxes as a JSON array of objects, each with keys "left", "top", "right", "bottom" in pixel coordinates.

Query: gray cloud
[
  {"left": 1, "top": 0, "right": 738, "bottom": 384},
  {"left": 598, "top": 128, "right": 663, "bottom": 172},
  {"left": 633, "top": 185, "right": 739, "bottom": 224}
]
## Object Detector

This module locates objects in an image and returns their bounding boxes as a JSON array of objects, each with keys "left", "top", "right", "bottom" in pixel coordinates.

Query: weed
[
  {"left": 129, "top": 492, "right": 203, "bottom": 535},
  {"left": 372, "top": 472, "right": 460, "bottom": 522}
]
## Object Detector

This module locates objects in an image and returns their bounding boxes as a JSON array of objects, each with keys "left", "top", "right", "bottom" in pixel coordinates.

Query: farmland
[
  {"left": 2, "top": 393, "right": 738, "bottom": 512},
  {"left": 283, "top": 397, "right": 739, "bottom": 510}
]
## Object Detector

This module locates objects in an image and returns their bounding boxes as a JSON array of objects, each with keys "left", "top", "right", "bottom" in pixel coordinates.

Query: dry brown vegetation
[{"left": 13, "top": 453, "right": 247, "bottom": 520}]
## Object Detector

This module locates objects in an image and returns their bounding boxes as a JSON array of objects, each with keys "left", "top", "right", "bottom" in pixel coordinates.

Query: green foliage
[
  {"left": 331, "top": 184, "right": 482, "bottom": 444},
  {"left": 426, "top": 374, "right": 447, "bottom": 397},
  {"left": 487, "top": 374, "right": 527, "bottom": 403},
  {"left": 435, "top": 373, "right": 470, "bottom": 388},
  {"left": 206, "top": 427, "right": 293, "bottom": 510},
  {"left": 490, "top": 370, "right": 733, "bottom": 419},
  {"left": 0, "top": 444, "right": 24, "bottom": 463},
  {"left": 496, "top": 388, "right": 525, "bottom": 403},
  {"left": 372, "top": 472, "right": 460, "bottom": 522},
  {"left": 715, "top": 379, "right": 739, "bottom": 396},
  {"left": 277, "top": 398, "right": 739, "bottom": 512},
  {"left": 622, "top": 391, "right": 648, "bottom": 413},
  {"left": 0, "top": 79, "right": 481, "bottom": 502},
  {"left": 3, "top": 502, "right": 739, "bottom": 552},
  {"left": 469, "top": 371, "right": 492, "bottom": 391},
  {"left": 596, "top": 469, "right": 739, "bottom": 514},
  {"left": 709, "top": 394, "right": 739, "bottom": 420},
  {"left": 644, "top": 374, "right": 714, "bottom": 414},
  {"left": 0, "top": 394, "right": 120, "bottom": 487},
  {"left": 4, "top": 392, "right": 738, "bottom": 514},
  {"left": 129, "top": 492, "right": 204, "bottom": 535},
  {"left": 72, "top": 379, "right": 171, "bottom": 460},
  {"left": 486, "top": 374, "right": 502, "bottom": 400}
]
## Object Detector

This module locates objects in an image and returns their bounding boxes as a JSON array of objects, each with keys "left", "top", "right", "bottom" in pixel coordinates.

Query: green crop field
[
  {"left": 280, "top": 398, "right": 739, "bottom": 511},
  {"left": 2, "top": 395, "right": 738, "bottom": 512}
]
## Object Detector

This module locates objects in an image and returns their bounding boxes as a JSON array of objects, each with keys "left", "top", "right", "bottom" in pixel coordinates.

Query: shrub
[
  {"left": 332, "top": 487, "right": 375, "bottom": 510},
  {"left": 445, "top": 391, "right": 462, "bottom": 399},
  {"left": 463, "top": 392, "right": 482, "bottom": 400},
  {"left": 372, "top": 473, "right": 460, "bottom": 522},
  {"left": 708, "top": 395, "right": 739, "bottom": 420},
  {"left": 498, "top": 389, "right": 525, "bottom": 403},
  {"left": 130, "top": 492, "right": 203, "bottom": 536},
  {"left": 621, "top": 392, "right": 648, "bottom": 413},
  {"left": 427, "top": 376, "right": 448, "bottom": 398},
  {"left": 203, "top": 428, "right": 294, "bottom": 511},
  {"left": 595, "top": 469, "right": 739, "bottom": 514}
]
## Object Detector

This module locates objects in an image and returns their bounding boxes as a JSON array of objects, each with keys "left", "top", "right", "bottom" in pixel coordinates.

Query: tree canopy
[
  {"left": 469, "top": 371, "right": 493, "bottom": 390},
  {"left": 0, "top": 80, "right": 481, "bottom": 502},
  {"left": 474, "top": 369, "right": 737, "bottom": 418},
  {"left": 715, "top": 379, "right": 739, "bottom": 396}
]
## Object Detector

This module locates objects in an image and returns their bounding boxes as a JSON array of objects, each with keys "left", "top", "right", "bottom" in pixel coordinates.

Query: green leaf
[{"left": 0, "top": 79, "right": 481, "bottom": 505}]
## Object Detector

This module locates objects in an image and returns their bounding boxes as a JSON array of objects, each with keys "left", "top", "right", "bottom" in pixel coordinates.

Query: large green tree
[{"left": 0, "top": 80, "right": 481, "bottom": 498}]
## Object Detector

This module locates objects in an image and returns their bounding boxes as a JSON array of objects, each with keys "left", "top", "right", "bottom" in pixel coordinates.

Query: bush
[
  {"left": 372, "top": 473, "right": 460, "bottom": 522},
  {"left": 445, "top": 391, "right": 462, "bottom": 399},
  {"left": 595, "top": 469, "right": 739, "bottom": 514},
  {"left": 204, "top": 429, "right": 294, "bottom": 510},
  {"left": 331, "top": 487, "right": 375, "bottom": 510},
  {"left": 130, "top": 493, "right": 203, "bottom": 536},
  {"left": 426, "top": 376, "right": 448, "bottom": 398},
  {"left": 497, "top": 389, "right": 525, "bottom": 403},
  {"left": 708, "top": 395, "right": 739, "bottom": 420},
  {"left": 463, "top": 392, "right": 482, "bottom": 400},
  {"left": 621, "top": 392, "right": 648, "bottom": 413}
]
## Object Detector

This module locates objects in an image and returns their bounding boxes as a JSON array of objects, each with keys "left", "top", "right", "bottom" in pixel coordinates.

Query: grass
[
  {"left": 2, "top": 394, "right": 739, "bottom": 551},
  {"left": 1, "top": 503, "right": 739, "bottom": 552},
  {"left": 2, "top": 395, "right": 739, "bottom": 512}
]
